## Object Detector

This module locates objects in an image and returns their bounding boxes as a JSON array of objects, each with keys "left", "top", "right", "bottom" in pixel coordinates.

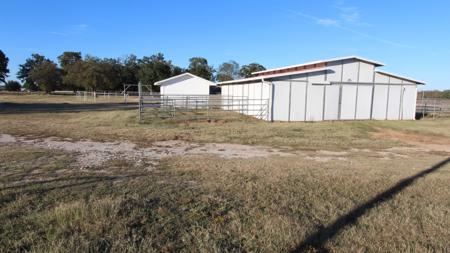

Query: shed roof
[
  {"left": 375, "top": 70, "right": 425, "bottom": 84},
  {"left": 217, "top": 67, "right": 329, "bottom": 85},
  {"left": 252, "top": 56, "right": 385, "bottom": 76},
  {"left": 155, "top": 73, "right": 216, "bottom": 86}
]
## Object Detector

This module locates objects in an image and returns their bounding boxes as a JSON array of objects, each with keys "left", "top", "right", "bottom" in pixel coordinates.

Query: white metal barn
[
  {"left": 218, "top": 56, "right": 425, "bottom": 121},
  {"left": 155, "top": 73, "right": 216, "bottom": 95}
]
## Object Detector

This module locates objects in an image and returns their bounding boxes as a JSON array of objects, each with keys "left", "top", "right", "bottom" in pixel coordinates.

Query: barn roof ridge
[{"left": 252, "top": 56, "right": 385, "bottom": 76}]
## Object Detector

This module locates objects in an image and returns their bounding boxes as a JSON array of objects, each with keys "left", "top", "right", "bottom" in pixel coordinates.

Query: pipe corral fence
[
  {"left": 416, "top": 91, "right": 450, "bottom": 119},
  {"left": 138, "top": 94, "right": 270, "bottom": 121}
]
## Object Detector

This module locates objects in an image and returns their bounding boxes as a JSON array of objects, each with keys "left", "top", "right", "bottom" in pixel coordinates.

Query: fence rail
[
  {"left": 139, "top": 94, "right": 269, "bottom": 121},
  {"left": 416, "top": 98, "right": 450, "bottom": 118}
]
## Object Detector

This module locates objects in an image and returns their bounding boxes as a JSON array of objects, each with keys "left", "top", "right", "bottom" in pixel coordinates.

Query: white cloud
[
  {"left": 317, "top": 18, "right": 339, "bottom": 26},
  {"left": 335, "top": 2, "right": 373, "bottom": 27},
  {"left": 49, "top": 24, "right": 89, "bottom": 37},
  {"left": 72, "top": 24, "right": 88, "bottom": 31},
  {"left": 49, "top": 31, "right": 68, "bottom": 36},
  {"left": 288, "top": 10, "right": 414, "bottom": 49}
]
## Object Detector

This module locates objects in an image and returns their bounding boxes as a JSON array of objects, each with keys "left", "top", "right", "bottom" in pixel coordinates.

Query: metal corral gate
[{"left": 138, "top": 94, "right": 269, "bottom": 121}]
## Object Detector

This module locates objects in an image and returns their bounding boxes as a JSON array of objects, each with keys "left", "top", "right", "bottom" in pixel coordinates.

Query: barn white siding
[
  {"left": 157, "top": 73, "right": 214, "bottom": 96},
  {"left": 219, "top": 56, "right": 423, "bottom": 122}
]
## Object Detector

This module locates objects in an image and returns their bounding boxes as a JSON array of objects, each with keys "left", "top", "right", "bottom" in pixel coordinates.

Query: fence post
[
  {"left": 138, "top": 82, "right": 142, "bottom": 121},
  {"left": 421, "top": 90, "right": 425, "bottom": 118}
]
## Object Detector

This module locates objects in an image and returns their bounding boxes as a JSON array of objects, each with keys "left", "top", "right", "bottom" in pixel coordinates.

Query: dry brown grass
[{"left": 1, "top": 95, "right": 450, "bottom": 252}]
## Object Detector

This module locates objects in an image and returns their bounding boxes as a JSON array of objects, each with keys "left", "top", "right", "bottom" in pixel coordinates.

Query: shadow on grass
[
  {"left": 0, "top": 174, "right": 148, "bottom": 206},
  {"left": 0, "top": 102, "right": 138, "bottom": 114},
  {"left": 290, "top": 157, "right": 450, "bottom": 253}
]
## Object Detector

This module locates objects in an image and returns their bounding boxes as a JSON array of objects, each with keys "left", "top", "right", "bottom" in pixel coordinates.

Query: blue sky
[{"left": 2, "top": 0, "right": 449, "bottom": 90}]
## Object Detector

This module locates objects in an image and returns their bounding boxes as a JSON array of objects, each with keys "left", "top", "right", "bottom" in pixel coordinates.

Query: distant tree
[
  {"left": 137, "top": 53, "right": 173, "bottom": 91},
  {"left": 0, "top": 50, "right": 9, "bottom": 84},
  {"left": 17, "top": 54, "right": 47, "bottom": 91},
  {"left": 239, "top": 63, "right": 266, "bottom": 78},
  {"left": 120, "top": 54, "right": 140, "bottom": 85},
  {"left": 188, "top": 57, "right": 214, "bottom": 81},
  {"left": 216, "top": 60, "right": 240, "bottom": 82},
  {"left": 30, "top": 60, "right": 62, "bottom": 93},
  {"left": 443, "top": 90, "right": 450, "bottom": 99},
  {"left": 4, "top": 80, "right": 21, "bottom": 91},
  {"left": 57, "top": 51, "right": 82, "bottom": 69},
  {"left": 171, "top": 66, "right": 185, "bottom": 76},
  {"left": 58, "top": 52, "right": 83, "bottom": 90}
]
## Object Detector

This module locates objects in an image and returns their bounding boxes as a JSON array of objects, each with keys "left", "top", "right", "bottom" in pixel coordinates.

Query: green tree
[
  {"left": 17, "top": 54, "right": 47, "bottom": 91},
  {"left": 171, "top": 66, "right": 185, "bottom": 76},
  {"left": 443, "top": 90, "right": 450, "bottom": 99},
  {"left": 57, "top": 52, "right": 82, "bottom": 69},
  {"left": 0, "top": 50, "right": 9, "bottom": 84},
  {"left": 216, "top": 60, "right": 240, "bottom": 82},
  {"left": 120, "top": 54, "right": 140, "bottom": 85},
  {"left": 188, "top": 57, "right": 214, "bottom": 81},
  {"left": 137, "top": 53, "right": 173, "bottom": 91},
  {"left": 4, "top": 80, "right": 21, "bottom": 91},
  {"left": 30, "top": 60, "right": 62, "bottom": 93},
  {"left": 58, "top": 52, "right": 83, "bottom": 90},
  {"left": 239, "top": 63, "right": 266, "bottom": 78}
]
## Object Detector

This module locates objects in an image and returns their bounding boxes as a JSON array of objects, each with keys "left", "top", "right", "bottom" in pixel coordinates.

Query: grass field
[{"left": 1, "top": 95, "right": 449, "bottom": 252}]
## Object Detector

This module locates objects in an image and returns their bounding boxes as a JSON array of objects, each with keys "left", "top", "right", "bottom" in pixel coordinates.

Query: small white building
[
  {"left": 218, "top": 56, "right": 425, "bottom": 121},
  {"left": 155, "top": 73, "right": 216, "bottom": 95}
]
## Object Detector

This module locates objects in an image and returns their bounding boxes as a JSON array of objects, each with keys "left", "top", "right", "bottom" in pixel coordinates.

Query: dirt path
[
  {"left": 2, "top": 130, "right": 443, "bottom": 169},
  {"left": 372, "top": 128, "right": 450, "bottom": 153},
  {"left": 0, "top": 134, "right": 294, "bottom": 168}
]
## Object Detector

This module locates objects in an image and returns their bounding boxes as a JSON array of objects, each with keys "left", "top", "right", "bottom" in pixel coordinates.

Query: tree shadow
[
  {"left": 0, "top": 102, "right": 138, "bottom": 114},
  {"left": 290, "top": 157, "right": 450, "bottom": 253}
]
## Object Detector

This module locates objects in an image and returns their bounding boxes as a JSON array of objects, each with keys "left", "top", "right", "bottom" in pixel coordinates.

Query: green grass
[{"left": 1, "top": 95, "right": 450, "bottom": 252}]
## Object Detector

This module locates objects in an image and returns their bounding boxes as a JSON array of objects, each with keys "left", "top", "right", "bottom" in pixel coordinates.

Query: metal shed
[
  {"left": 217, "top": 56, "right": 425, "bottom": 121},
  {"left": 155, "top": 73, "right": 216, "bottom": 95}
]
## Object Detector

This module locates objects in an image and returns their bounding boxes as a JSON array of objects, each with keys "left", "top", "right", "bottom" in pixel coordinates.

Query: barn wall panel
[
  {"left": 272, "top": 81, "right": 290, "bottom": 121},
  {"left": 342, "top": 59, "right": 359, "bottom": 82},
  {"left": 389, "top": 77, "right": 402, "bottom": 84},
  {"left": 355, "top": 85, "right": 373, "bottom": 119},
  {"left": 325, "top": 61, "right": 343, "bottom": 82},
  {"left": 387, "top": 85, "right": 401, "bottom": 120},
  {"left": 340, "top": 85, "right": 357, "bottom": 120},
  {"left": 374, "top": 72, "right": 389, "bottom": 83},
  {"left": 289, "top": 83, "right": 307, "bottom": 121},
  {"left": 359, "top": 62, "right": 375, "bottom": 82},
  {"left": 305, "top": 84, "right": 324, "bottom": 121},
  {"left": 402, "top": 85, "right": 417, "bottom": 120},
  {"left": 372, "top": 85, "right": 389, "bottom": 120},
  {"left": 323, "top": 85, "right": 340, "bottom": 120}
]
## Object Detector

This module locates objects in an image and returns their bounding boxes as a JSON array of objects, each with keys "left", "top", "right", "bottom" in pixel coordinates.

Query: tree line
[{"left": 0, "top": 49, "right": 266, "bottom": 92}]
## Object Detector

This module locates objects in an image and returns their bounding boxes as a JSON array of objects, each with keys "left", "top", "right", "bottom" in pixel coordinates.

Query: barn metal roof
[
  {"left": 155, "top": 73, "right": 216, "bottom": 86},
  {"left": 375, "top": 70, "right": 425, "bottom": 84},
  {"left": 252, "top": 56, "right": 385, "bottom": 76},
  {"left": 217, "top": 67, "right": 329, "bottom": 85}
]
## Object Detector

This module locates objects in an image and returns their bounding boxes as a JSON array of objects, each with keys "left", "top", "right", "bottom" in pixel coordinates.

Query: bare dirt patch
[
  {"left": 0, "top": 134, "right": 295, "bottom": 169},
  {"left": 372, "top": 128, "right": 450, "bottom": 153}
]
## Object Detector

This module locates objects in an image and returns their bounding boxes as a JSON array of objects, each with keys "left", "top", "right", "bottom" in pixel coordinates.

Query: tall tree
[
  {"left": 57, "top": 51, "right": 82, "bottom": 69},
  {"left": 4, "top": 80, "right": 21, "bottom": 91},
  {"left": 239, "top": 63, "right": 266, "bottom": 78},
  {"left": 137, "top": 53, "right": 173, "bottom": 91},
  {"left": 120, "top": 54, "right": 140, "bottom": 85},
  {"left": 58, "top": 52, "right": 82, "bottom": 90},
  {"left": 0, "top": 50, "right": 9, "bottom": 84},
  {"left": 216, "top": 60, "right": 240, "bottom": 82},
  {"left": 30, "top": 60, "right": 62, "bottom": 93},
  {"left": 188, "top": 57, "right": 214, "bottom": 81},
  {"left": 17, "top": 54, "right": 47, "bottom": 91},
  {"left": 171, "top": 66, "right": 185, "bottom": 76}
]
